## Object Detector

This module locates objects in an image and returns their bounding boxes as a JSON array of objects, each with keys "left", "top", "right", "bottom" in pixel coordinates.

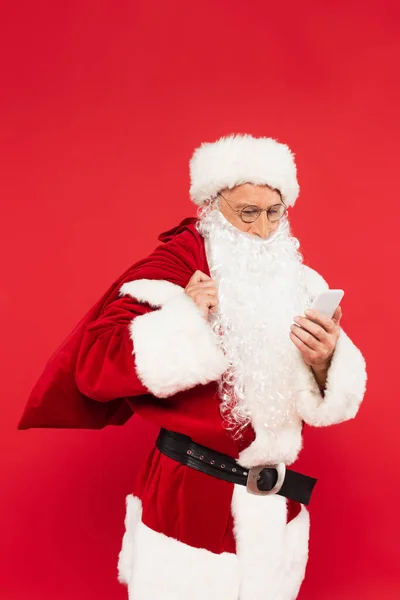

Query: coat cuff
[
  {"left": 120, "top": 280, "right": 229, "bottom": 398},
  {"left": 296, "top": 328, "right": 367, "bottom": 427}
]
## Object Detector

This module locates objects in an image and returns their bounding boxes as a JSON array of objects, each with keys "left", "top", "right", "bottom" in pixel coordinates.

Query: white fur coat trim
[
  {"left": 117, "top": 494, "right": 142, "bottom": 585},
  {"left": 189, "top": 134, "right": 300, "bottom": 207},
  {"left": 296, "top": 328, "right": 367, "bottom": 426},
  {"left": 120, "top": 278, "right": 183, "bottom": 307},
  {"left": 120, "top": 279, "right": 229, "bottom": 398},
  {"left": 232, "top": 486, "right": 310, "bottom": 600},
  {"left": 117, "top": 492, "right": 309, "bottom": 600},
  {"left": 117, "top": 494, "right": 238, "bottom": 599}
]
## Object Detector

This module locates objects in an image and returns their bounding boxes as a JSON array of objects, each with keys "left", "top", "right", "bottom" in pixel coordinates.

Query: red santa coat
[{"left": 18, "top": 218, "right": 367, "bottom": 600}]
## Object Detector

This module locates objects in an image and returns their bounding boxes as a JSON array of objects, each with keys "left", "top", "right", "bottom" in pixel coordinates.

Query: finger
[
  {"left": 293, "top": 316, "right": 328, "bottom": 343},
  {"left": 304, "top": 309, "right": 336, "bottom": 333},
  {"left": 290, "top": 331, "right": 317, "bottom": 360},
  {"left": 332, "top": 305, "right": 342, "bottom": 325},
  {"left": 189, "top": 270, "right": 212, "bottom": 285},
  {"left": 290, "top": 324, "right": 321, "bottom": 351},
  {"left": 186, "top": 284, "right": 218, "bottom": 298},
  {"left": 187, "top": 281, "right": 218, "bottom": 293},
  {"left": 196, "top": 293, "right": 218, "bottom": 309}
]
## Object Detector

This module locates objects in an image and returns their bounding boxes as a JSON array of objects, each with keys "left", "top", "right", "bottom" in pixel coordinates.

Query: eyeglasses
[{"left": 218, "top": 192, "right": 288, "bottom": 224}]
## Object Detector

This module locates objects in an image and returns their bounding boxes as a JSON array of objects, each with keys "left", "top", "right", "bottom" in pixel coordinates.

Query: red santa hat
[{"left": 189, "top": 134, "right": 300, "bottom": 207}]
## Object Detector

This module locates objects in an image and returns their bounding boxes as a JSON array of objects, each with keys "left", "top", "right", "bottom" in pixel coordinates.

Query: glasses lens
[
  {"left": 241, "top": 207, "right": 261, "bottom": 223},
  {"left": 268, "top": 204, "right": 286, "bottom": 222}
]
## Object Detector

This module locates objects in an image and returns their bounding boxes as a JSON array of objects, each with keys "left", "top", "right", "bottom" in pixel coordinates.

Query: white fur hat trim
[{"left": 189, "top": 134, "right": 300, "bottom": 207}]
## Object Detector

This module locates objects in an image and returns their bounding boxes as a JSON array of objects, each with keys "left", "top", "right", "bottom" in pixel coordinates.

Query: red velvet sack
[{"left": 18, "top": 218, "right": 207, "bottom": 430}]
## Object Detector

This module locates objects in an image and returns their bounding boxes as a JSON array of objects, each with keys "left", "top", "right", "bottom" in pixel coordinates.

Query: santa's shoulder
[{"left": 301, "top": 264, "right": 329, "bottom": 296}]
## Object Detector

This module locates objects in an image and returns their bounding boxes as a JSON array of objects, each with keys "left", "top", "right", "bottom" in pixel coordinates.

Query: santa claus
[{"left": 18, "top": 134, "right": 367, "bottom": 600}]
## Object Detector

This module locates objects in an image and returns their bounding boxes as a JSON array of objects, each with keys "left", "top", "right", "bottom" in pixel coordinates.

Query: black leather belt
[{"left": 156, "top": 428, "right": 317, "bottom": 505}]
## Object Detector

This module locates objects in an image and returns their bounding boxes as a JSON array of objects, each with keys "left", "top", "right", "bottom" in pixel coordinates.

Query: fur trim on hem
[
  {"left": 117, "top": 494, "right": 238, "bottom": 599},
  {"left": 117, "top": 494, "right": 142, "bottom": 585},
  {"left": 232, "top": 485, "right": 310, "bottom": 600},
  {"left": 118, "top": 492, "right": 309, "bottom": 600}
]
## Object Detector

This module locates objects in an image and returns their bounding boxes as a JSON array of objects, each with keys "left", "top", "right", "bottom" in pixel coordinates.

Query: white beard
[{"left": 197, "top": 207, "right": 312, "bottom": 443}]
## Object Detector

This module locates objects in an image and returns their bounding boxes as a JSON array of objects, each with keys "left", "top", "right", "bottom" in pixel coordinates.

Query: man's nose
[{"left": 252, "top": 210, "right": 271, "bottom": 239}]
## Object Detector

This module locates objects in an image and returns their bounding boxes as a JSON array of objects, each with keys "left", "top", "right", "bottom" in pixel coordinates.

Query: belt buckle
[{"left": 246, "top": 463, "right": 286, "bottom": 496}]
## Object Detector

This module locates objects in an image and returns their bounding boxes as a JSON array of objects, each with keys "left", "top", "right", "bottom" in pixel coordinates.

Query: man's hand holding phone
[{"left": 290, "top": 290, "right": 344, "bottom": 370}]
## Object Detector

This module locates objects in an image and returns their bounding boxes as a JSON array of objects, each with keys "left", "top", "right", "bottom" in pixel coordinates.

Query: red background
[{"left": 1, "top": 1, "right": 399, "bottom": 598}]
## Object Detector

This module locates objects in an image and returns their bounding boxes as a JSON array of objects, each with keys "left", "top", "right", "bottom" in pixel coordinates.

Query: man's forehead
[{"left": 222, "top": 184, "right": 282, "bottom": 204}]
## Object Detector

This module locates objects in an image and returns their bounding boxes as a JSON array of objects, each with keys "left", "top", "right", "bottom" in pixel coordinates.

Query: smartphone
[{"left": 310, "top": 289, "right": 345, "bottom": 319}]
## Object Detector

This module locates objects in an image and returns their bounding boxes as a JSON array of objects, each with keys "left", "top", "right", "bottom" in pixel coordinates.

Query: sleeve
[
  {"left": 295, "top": 265, "right": 368, "bottom": 427},
  {"left": 75, "top": 293, "right": 152, "bottom": 401},
  {"left": 75, "top": 278, "right": 228, "bottom": 401}
]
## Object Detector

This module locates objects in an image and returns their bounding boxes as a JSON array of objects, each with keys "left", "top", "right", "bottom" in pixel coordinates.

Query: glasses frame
[{"left": 218, "top": 192, "right": 288, "bottom": 224}]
